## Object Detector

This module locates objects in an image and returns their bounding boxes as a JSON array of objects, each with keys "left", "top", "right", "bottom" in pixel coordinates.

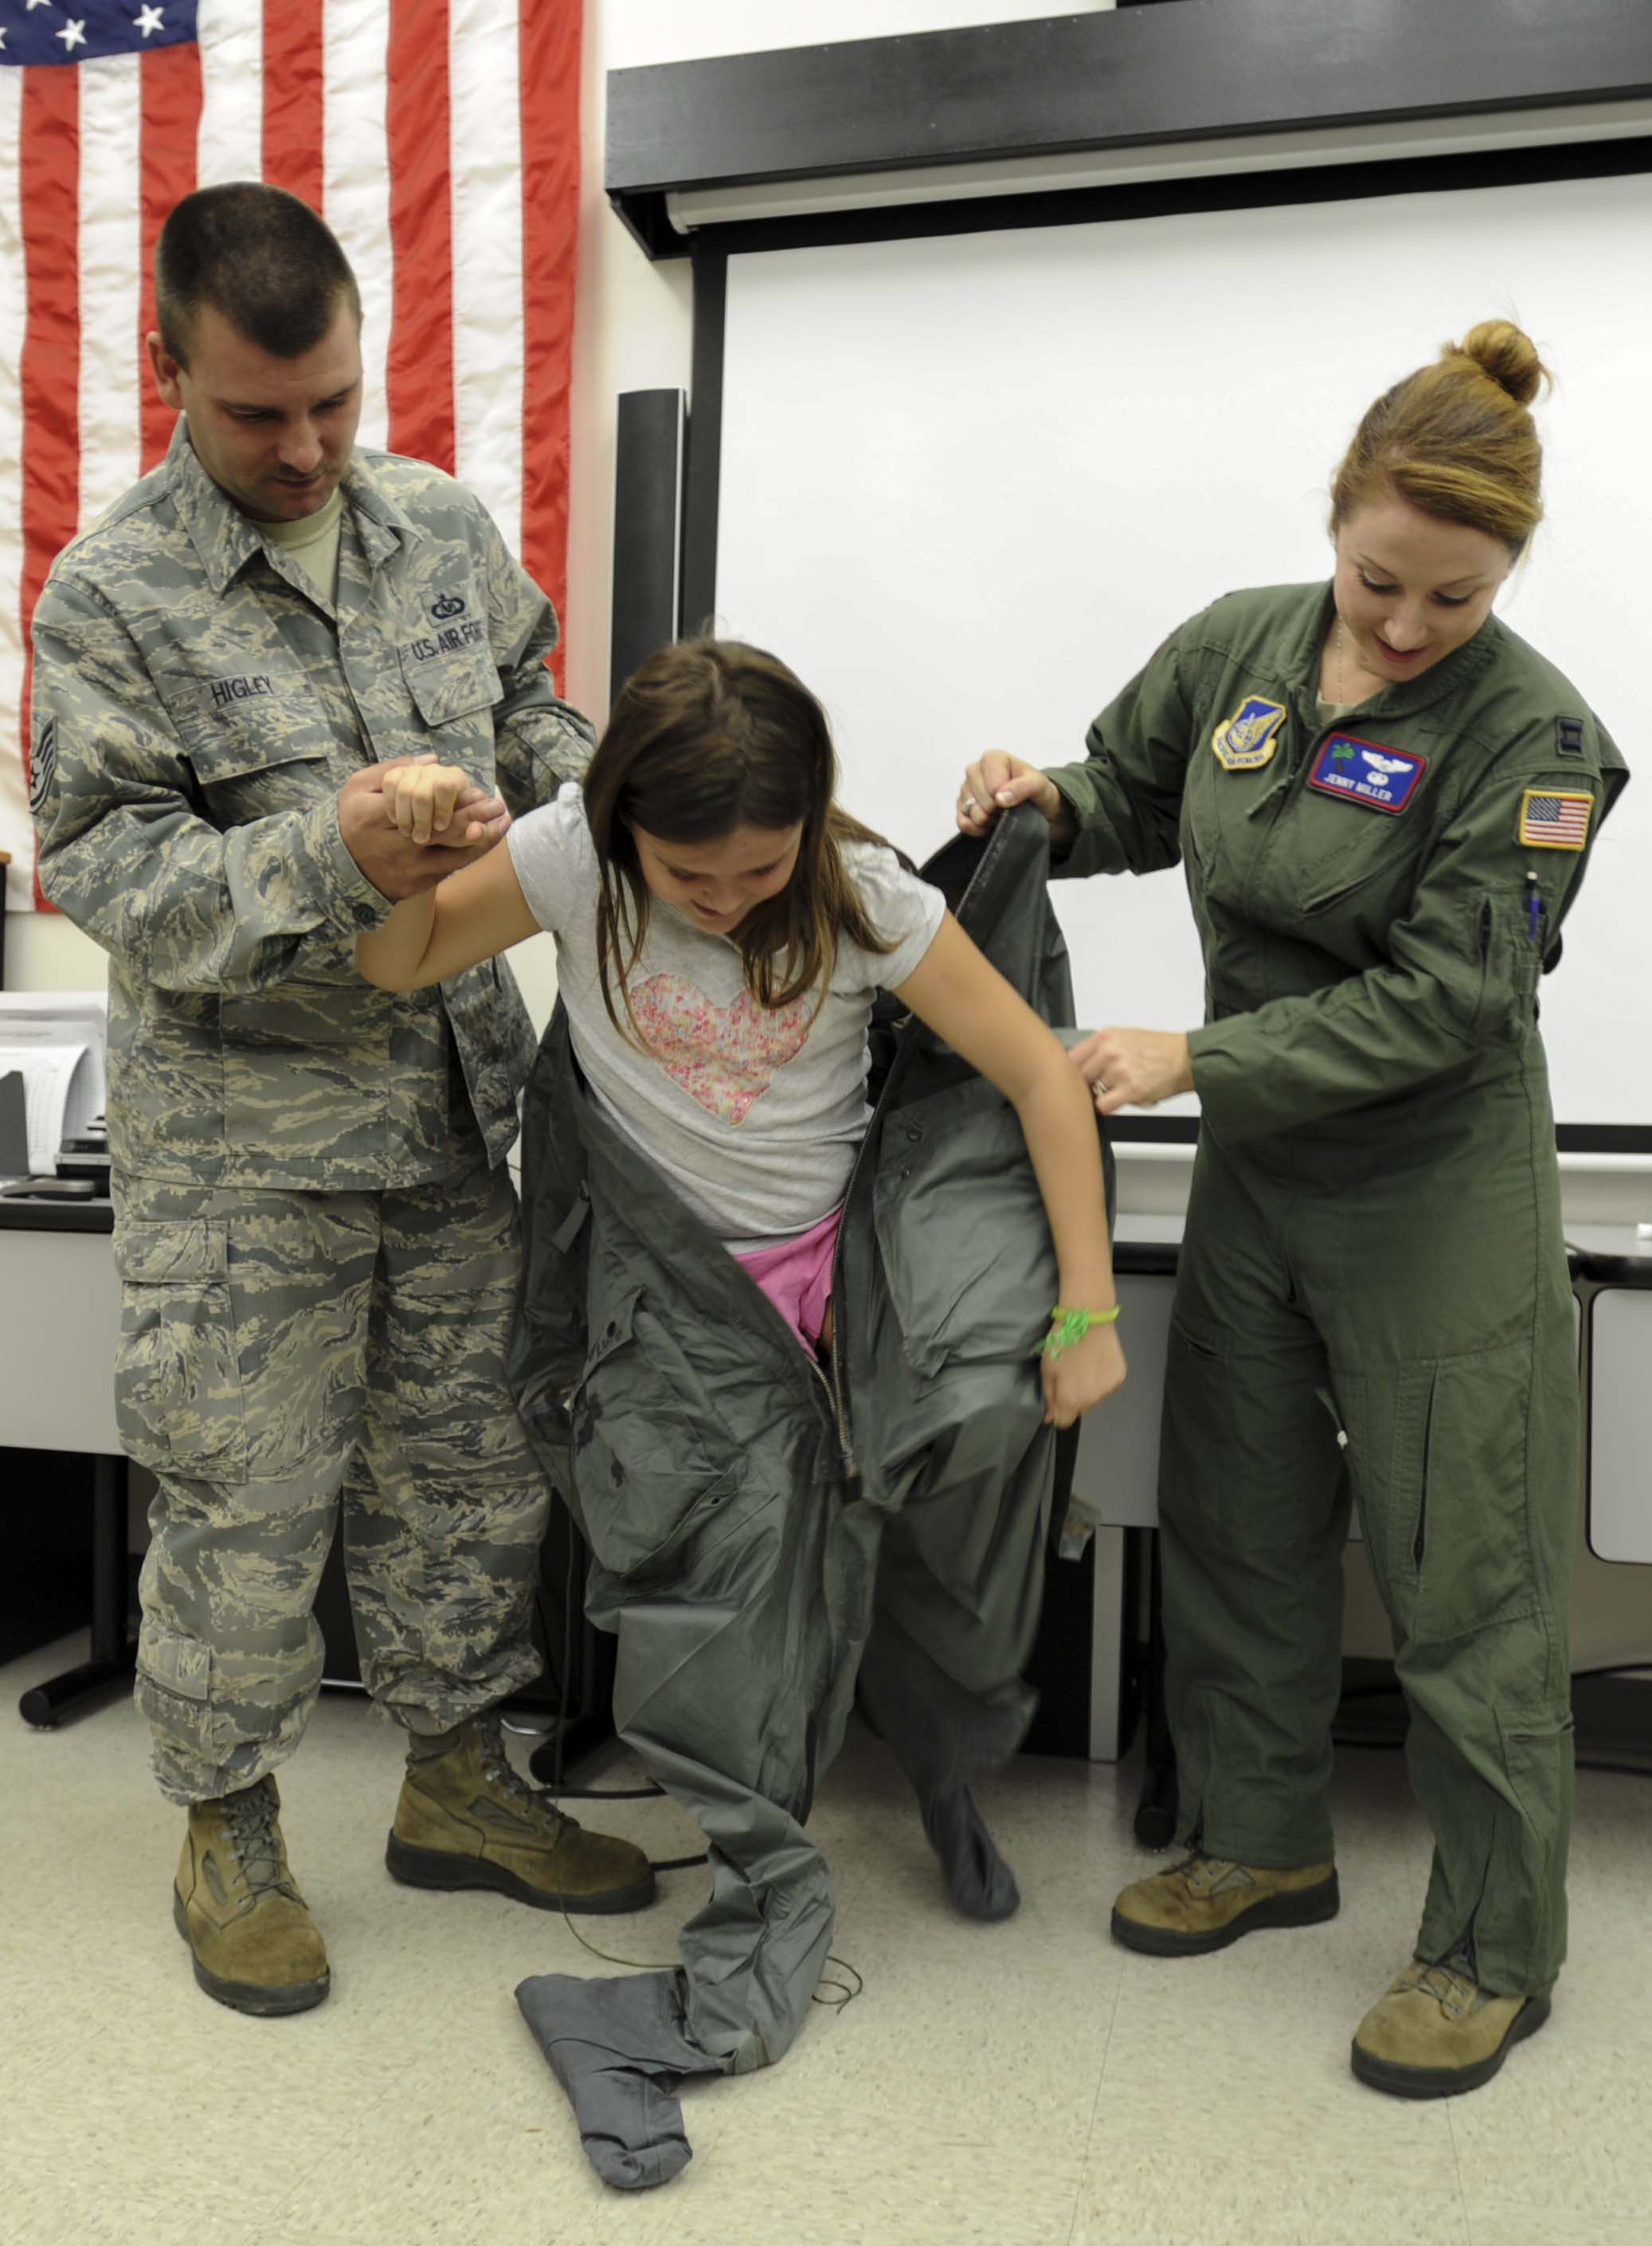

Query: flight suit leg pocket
[
  {"left": 1380, "top": 1345, "right": 1540, "bottom": 1648},
  {"left": 114, "top": 1218, "right": 247, "bottom": 1482},
  {"left": 566, "top": 1285, "right": 751, "bottom": 1580},
  {"left": 873, "top": 1080, "right": 1054, "bottom": 1378},
  {"left": 1381, "top": 1360, "right": 1438, "bottom": 1598}
]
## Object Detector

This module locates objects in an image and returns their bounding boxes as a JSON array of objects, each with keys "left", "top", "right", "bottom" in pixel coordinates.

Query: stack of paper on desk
[
  {"left": 0, "top": 991, "right": 108, "bottom": 1178},
  {"left": 0, "top": 1043, "right": 96, "bottom": 1176}
]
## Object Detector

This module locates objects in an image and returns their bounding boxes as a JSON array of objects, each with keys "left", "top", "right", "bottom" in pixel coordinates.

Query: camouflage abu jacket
[{"left": 31, "top": 421, "right": 593, "bottom": 1189}]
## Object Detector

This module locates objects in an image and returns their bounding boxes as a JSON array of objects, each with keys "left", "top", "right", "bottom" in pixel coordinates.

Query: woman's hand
[
  {"left": 381, "top": 755, "right": 510, "bottom": 848},
  {"left": 956, "top": 751, "right": 1072, "bottom": 841},
  {"left": 1070, "top": 1028, "right": 1195, "bottom": 1118},
  {"left": 1041, "top": 1321, "right": 1127, "bottom": 1428}
]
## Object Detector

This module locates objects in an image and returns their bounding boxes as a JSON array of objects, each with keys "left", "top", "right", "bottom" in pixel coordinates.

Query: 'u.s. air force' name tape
[
  {"left": 1212, "top": 696, "right": 1286, "bottom": 771},
  {"left": 1306, "top": 733, "right": 1427, "bottom": 815}
]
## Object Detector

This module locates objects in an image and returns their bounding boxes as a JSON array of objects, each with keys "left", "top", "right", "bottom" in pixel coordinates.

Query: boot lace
[
  {"left": 1181, "top": 1854, "right": 1251, "bottom": 1899},
  {"left": 1403, "top": 1945, "right": 1478, "bottom": 2017},
  {"left": 476, "top": 1716, "right": 574, "bottom": 1832},
  {"left": 221, "top": 1780, "right": 299, "bottom": 1903}
]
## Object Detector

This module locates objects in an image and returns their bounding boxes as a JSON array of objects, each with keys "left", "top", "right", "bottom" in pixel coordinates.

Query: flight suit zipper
[
  {"left": 1412, "top": 1374, "right": 1437, "bottom": 1569},
  {"left": 1235, "top": 698, "right": 1342, "bottom": 914},
  {"left": 806, "top": 1327, "right": 855, "bottom": 1484},
  {"left": 814, "top": 1225, "right": 857, "bottom": 1483}
]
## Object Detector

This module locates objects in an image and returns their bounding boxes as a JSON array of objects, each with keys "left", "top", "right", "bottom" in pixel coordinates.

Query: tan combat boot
[
  {"left": 1352, "top": 1949, "right": 1550, "bottom": 2097},
  {"left": 386, "top": 1715, "right": 656, "bottom": 1915},
  {"left": 174, "top": 1775, "right": 331, "bottom": 2017},
  {"left": 1111, "top": 1852, "right": 1340, "bottom": 1956}
]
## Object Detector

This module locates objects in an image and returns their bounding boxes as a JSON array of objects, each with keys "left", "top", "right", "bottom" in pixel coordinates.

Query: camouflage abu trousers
[{"left": 114, "top": 1160, "right": 549, "bottom": 1805}]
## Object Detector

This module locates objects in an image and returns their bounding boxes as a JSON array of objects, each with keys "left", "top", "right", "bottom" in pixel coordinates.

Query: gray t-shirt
[{"left": 507, "top": 785, "right": 945, "bottom": 1246}]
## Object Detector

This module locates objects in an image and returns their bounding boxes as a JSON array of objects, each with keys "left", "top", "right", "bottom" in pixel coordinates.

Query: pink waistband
[{"left": 732, "top": 1205, "right": 842, "bottom": 1352}]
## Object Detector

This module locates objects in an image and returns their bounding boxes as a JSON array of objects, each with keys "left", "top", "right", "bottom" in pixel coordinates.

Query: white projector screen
[{"left": 714, "top": 168, "right": 1652, "bottom": 1136}]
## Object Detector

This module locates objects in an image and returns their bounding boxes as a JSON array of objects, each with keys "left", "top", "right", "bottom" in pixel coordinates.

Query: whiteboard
[
  {"left": 714, "top": 169, "right": 1652, "bottom": 1132},
  {"left": 1587, "top": 1288, "right": 1652, "bottom": 1562}
]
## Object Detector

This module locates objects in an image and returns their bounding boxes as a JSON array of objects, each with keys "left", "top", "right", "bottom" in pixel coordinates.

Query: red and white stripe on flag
[
  {"left": 1, "top": 0, "right": 583, "bottom": 912},
  {"left": 1517, "top": 788, "right": 1593, "bottom": 851}
]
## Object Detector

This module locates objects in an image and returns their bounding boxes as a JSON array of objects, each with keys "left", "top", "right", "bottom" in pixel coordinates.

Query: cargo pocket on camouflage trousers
[
  {"left": 114, "top": 1217, "right": 247, "bottom": 1482},
  {"left": 133, "top": 1625, "right": 225, "bottom": 1778}
]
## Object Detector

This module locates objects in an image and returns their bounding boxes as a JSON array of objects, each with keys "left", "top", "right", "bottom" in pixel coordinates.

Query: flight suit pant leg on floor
[
  {"left": 514, "top": 1362, "right": 878, "bottom": 2195},
  {"left": 550, "top": 1245, "right": 876, "bottom": 2075},
  {"left": 857, "top": 1362, "right": 1055, "bottom": 1803}
]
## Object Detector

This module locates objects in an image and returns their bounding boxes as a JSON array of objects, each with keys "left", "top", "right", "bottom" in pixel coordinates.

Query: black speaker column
[{"left": 610, "top": 387, "right": 686, "bottom": 700}]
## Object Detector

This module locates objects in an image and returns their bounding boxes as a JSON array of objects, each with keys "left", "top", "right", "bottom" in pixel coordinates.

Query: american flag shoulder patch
[{"left": 1518, "top": 788, "right": 1593, "bottom": 851}]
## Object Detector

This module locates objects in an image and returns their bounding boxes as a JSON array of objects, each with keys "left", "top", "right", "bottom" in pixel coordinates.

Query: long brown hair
[
  {"left": 583, "top": 638, "right": 906, "bottom": 1046},
  {"left": 1329, "top": 319, "right": 1551, "bottom": 555}
]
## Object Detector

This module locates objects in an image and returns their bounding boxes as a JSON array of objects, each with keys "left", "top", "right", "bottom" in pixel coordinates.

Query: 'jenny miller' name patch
[{"left": 1306, "top": 733, "right": 1427, "bottom": 816}]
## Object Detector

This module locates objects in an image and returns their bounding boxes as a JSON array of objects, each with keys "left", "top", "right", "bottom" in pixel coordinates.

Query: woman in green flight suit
[{"left": 957, "top": 321, "right": 1628, "bottom": 2100}]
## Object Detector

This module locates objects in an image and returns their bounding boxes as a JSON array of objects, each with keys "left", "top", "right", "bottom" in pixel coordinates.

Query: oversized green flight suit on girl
[{"left": 1045, "top": 582, "right": 1627, "bottom": 1997}]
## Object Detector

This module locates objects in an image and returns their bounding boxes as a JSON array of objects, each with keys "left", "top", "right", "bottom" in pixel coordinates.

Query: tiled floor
[{"left": 2, "top": 1630, "right": 1648, "bottom": 2246}]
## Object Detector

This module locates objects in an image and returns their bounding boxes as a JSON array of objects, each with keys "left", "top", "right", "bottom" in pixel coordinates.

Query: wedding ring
[{"left": 960, "top": 794, "right": 978, "bottom": 813}]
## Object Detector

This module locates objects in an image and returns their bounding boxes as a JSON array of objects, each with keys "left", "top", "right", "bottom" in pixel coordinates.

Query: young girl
[{"left": 358, "top": 639, "right": 1122, "bottom": 2188}]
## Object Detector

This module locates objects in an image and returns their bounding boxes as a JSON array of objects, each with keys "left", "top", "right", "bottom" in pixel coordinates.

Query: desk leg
[
  {"left": 18, "top": 1456, "right": 138, "bottom": 1728},
  {"left": 1132, "top": 1530, "right": 1180, "bottom": 1848}
]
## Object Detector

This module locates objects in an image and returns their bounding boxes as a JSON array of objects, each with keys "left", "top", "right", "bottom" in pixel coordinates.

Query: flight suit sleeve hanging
[{"left": 1188, "top": 723, "right": 1628, "bottom": 1142}]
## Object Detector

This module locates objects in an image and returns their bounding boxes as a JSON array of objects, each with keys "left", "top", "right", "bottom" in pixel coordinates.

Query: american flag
[
  {"left": 1, "top": 0, "right": 583, "bottom": 911},
  {"left": 1519, "top": 789, "right": 1593, "bottom": 851}
]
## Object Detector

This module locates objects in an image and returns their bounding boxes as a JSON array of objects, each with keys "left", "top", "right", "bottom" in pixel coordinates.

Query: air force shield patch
[{"left": 1212, "top": 696, "right": 1286, "bottom": 772}]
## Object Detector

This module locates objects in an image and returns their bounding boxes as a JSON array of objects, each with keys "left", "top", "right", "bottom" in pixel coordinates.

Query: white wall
[{"left": 540, "top": 0, "right": 1122, "bottom": 1029}]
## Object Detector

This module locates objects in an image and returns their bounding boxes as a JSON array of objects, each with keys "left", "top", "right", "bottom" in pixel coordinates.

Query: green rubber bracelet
[{"left": 1039, "top": 1303, "right": 1122, "bottom": 1359}]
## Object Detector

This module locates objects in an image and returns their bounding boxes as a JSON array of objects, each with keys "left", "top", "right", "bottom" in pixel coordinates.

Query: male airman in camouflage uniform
[{"left": 30, "top": 182, "right": 653, "bottom": 2018}]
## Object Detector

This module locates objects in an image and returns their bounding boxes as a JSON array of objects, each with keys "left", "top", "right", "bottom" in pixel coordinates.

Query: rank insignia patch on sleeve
[
  {"left": 1212, "top": 696, "right": 1286, "bottom": 771},
  {"left": 28, "top": 719, "right": 56, "bottom": 818},
  {"left": 1518, "top": 788, "right": 1592, "bottom": 850}
]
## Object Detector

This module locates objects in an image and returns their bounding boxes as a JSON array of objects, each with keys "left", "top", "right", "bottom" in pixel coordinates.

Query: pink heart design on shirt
[{"left": 629, "top": 974, "right": 814, "bottom": 1126}]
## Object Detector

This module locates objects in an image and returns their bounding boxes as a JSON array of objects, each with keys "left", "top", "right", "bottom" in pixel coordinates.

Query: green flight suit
[
  {"left": 1045, "top": 580, "right": 1628, "bottom": 1997},
  {"left": 510, "top": 809, "right": 1088, "bottom": 2091}
]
